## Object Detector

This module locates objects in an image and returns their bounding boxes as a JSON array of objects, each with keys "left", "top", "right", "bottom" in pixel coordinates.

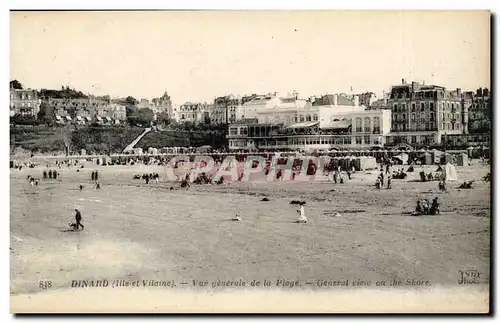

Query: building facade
[
  {"left": 46, "top": 97, "right": 126, "bottom": 125},
  {"left": 385, "top": 80, "right": 467, "bottom": 147},
  {"left": 228, "top": 99, "right": 391, "bottom": 151},
  {"left": 10, "top": 88, "right": 40, "bottom": 117},
  {"left": 213, "top": 95, "right": 241, "bottom": 124},
  {"left": 175, "top": 102, "right": 211, "bottom": 124},
  {"left": 468, "top": 88, "right": 490, "bottom": 133}
]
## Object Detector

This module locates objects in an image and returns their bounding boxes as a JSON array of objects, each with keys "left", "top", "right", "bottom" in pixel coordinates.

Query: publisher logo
[{"left": 458, "top": 270, "right": 482, "bottom": 285}]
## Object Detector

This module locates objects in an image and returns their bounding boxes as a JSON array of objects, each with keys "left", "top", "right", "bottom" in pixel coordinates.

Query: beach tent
[
  {"left": 441, "top": 152, "right": 455, "bottom": 165},
  {"left": 393, "top": 153, "right": 409, "bottom": 165},
  {"left": 441, "top": 163, "right": 458, "bottom": 181},
  {"left": 455, "top": 153, "right": 468, "bottom": 166},
  {"left": 358, "top": 156, "right": 378, "bottom": 171},
  {"left": 431, "top": 149, "right": 443, "bottom": 164}
]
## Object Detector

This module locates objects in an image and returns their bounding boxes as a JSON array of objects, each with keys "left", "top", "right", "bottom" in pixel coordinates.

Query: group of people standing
[
  {"left": 42, "top": 169, "right": 59, "bottom": 180},
  {"left": 375, "top": 167, "right": 392, "bottom": 190},
  {"left": 414, "top": 197, "right": 440, "bottom": 216}
]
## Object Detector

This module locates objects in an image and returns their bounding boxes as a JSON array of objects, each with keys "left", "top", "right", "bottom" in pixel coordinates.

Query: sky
[{"left": 10, "top": 11, "right": 490, "bottom": 105}]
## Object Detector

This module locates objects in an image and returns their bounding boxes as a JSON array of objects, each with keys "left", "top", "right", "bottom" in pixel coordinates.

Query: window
[
  {"left": 355, "top": 136, "right": 362, "bottom": 145},
  {"left": 364, "top": 117, "right": 371, "bottom": 132},
  {"left": 411, "top": 103, "right": 416, "bottom": 112},
  {"left": 299, "top": 115, "right": 305, "bottom": 122},
  {"left": 394, "top": 114, "right": 398, "bottom": 121},
  {"left": 402, "top": 113, "right": 406, "bottom": 120},
  {"left": 411, "top": 113, "right": 416, "bottom": 122},
  {"left": 393, "top": 104, "right": 398, "bottom": 111},
  {"left": 306, "top": 115, "right": 312, "bottom": 122},
  {"left": 421, "top": 103, "right": 424, "bottom": 111},
  {"left": 294, "top": 115, "right": 298, "bottom": 122},
  {"left": 355, "top": 117, "right": 362, "bottom": 132},
  {"left": 181, "top": 114, "right": 185, "bottom": 119},
  {"left": 402, "top": 104, "right": 406, "bottom": 111},
  {"left": 420, "top": 112, "right": 425, "bottom": 122},
  {"left": 313, "top": 114, "right": 318, "bottom": 121},
  {"left": 373, "top": 117, "right": 380, "bottom": 134},
  {"left": 430, "top": 102, "right": 435, "bottom": 111},
  {"left": 411, "top": 136, "right": 417, "bottom": 144},
  {"left": 364, "top": 135, "right": 370, "bottom": 145},
  {"left": 430, "top": 112, "right": 435, "bottom": 122}
]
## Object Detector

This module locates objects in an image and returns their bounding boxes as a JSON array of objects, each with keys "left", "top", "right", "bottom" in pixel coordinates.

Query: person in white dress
[{"left": 297, "top": 204, "right": 307, "bottom": 223}]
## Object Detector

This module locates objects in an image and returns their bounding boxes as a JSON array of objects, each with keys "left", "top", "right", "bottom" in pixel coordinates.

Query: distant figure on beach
[
  {"left": 429, "top": 197, "right": 440, "bottom": 215},
  {"left": 53, "top": 171, "right": 58, "bottom": 180},
  {"left": 386, "top": 173, "right": 392, "bottom": 189},
  {"left": 91, "top": 171, "right": 95, "bottom": 181},
  {"left": 43, "top": 170, "right": 47, "bottom": 180},
  {"left": 414, "top": 200, "right": 423, "bottom": 216},
  {"left": 35, "top": 179, "right": 39, "bottom": 187},
  {"left": 375, "top": 177, "right": 381, "bottom": 189},
  {"left": 297, "top": 204, "right": 307, "bottom": 223},
  {"left": 74, "top": 209, "right": 84, "bottom": 230},
  {"left": 95, "top": 170, "right": 99, "bottom": 181},
  {"left": 94, "top": 180, "right": 101, "bottom": 190},
  {"left": 79, "top": 184, "right": 84, "bottom": 191},
  {"left": 48, "top": 170, "right": 53, "bottom": 179},
  {"left": 438, "top": 180, "right": 447, "bottom": 192}
]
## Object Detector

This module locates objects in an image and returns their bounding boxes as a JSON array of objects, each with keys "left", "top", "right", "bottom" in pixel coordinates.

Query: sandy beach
[{"left": 10, "top": 161, "right": 491, "bottom": 312}]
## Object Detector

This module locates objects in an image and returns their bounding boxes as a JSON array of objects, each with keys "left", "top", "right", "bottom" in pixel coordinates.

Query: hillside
[
  {"left": 136, "top": 129, "right": 226, "bottom": 150},
  {"left": 10, "top": 125, "right": 227, "bottom": 155}
]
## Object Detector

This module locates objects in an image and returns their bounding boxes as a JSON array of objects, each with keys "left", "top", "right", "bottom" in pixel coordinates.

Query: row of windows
[
  {"left": 392, "top": 101, "right": 464, "bottom": 112},
  {"left": 393, "top": 123, "right": 437, "bottom": 131},
  {"left": 11, "top": 93, "right": 33, "bottom": 100},
  {"left": 11, "top": 102, "right": 33, "bottom": 108},
  {"left": 394, "top": 112, "right": 436, "bottom": 122}
]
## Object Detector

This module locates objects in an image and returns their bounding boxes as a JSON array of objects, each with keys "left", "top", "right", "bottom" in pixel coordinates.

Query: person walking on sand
[
  {"left": 297, "top": 203, "right": 307, "bottom": 223},
  {"left": 74, "top": 209, "right": 84, "bottom": 230},
  {"left": 94, "top": 180, "right": 101, "bottom": 190}
]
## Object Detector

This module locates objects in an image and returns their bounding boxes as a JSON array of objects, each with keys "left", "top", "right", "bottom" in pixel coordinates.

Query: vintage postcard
[{"left": 10, "top": 10, "right": 491, "bottom": 313}]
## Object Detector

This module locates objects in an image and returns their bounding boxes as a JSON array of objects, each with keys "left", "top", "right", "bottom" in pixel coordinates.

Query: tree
[
  {"left": 37, "top": 101, "right": 55, "bottom": 126},
  {"left": 10, "top": 80, "right": 23, "bottom": 89},
  {"left": 126, "top": 105, "right": 138, "bottom": 118},
  {"left": 137, "top": 108, "right": 155, "bottom": 125},
  {"left": 157, "top": 111, "right": 171, "bottom": 125},
  {"left": 125, "top": 96, "right": 138, "bottom": 106}
]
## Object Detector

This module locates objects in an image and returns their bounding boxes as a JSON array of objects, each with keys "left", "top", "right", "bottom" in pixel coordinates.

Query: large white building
[{"left": 228, "top": 94, "right": 392, "bottom": 151}]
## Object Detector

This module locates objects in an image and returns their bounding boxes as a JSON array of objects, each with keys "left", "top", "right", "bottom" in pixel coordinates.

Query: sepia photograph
[{"left": 9, "top": 10, "right": 491, "bottom": 313}]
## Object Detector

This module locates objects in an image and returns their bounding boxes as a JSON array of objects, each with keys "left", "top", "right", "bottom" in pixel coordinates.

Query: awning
[
  {"left": 76, "top": 116, "right": 83, "bottom": 121},
  {"left": 85, "top": 116, "right": 92, "bottom": 122},
  {"left": 96, "top": 116, "right": 103, "bottom": 121},
  {"left": 55, "top": 116, "right": 62, "bottom": 120},
  {"left": 320, "top": 120, "right": 352, "bottom": 130},
  {"left": 286, "top": 121, "right": 319, "bottom": 129},
  {"left": 105, "top": 116, "right": 112, "bottom": 122},
  {"left": 66, "top": 116, "right": 72, "bottom": 121},
  {"left": 114, "top": 119, "right": 120, "bottom": 124}
]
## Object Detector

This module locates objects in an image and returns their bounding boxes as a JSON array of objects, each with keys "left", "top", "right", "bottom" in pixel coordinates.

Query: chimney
[
  {"left": 333, "top": 94, "right": 338, "bottom": 106},
  {"left": 354, "top": 95, "right": 359, "bottom": 106}
]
